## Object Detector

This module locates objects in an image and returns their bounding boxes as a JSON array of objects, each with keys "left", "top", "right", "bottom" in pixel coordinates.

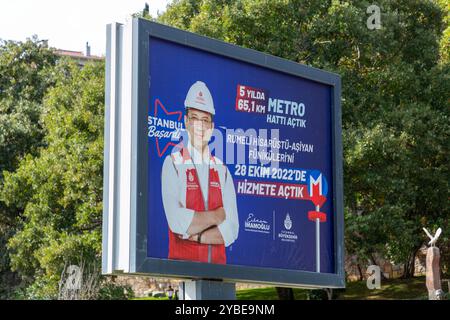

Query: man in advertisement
[{"left": 161, "top": 81, "right": 239, "bottom": 264}]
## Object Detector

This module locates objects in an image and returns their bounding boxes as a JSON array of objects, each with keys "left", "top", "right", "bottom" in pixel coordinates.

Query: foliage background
[
  {"left": 1, "top": 0, "right": 448, "bottom": 298},
  {"left": 155, "top": 0, "right": 450, "bottom": 278}
]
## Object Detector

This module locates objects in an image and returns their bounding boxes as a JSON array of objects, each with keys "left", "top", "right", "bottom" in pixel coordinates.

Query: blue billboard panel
[{"left": 147, "top": 36, "right": 334, "bottom": 274}]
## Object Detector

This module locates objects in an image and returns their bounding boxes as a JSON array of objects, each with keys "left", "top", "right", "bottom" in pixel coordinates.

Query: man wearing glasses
[{"left": 161, "top": 81, "right": 239, "bottom": 264}]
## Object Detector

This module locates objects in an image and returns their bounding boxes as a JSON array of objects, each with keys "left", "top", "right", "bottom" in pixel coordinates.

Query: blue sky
[{"left": 0, "top": 0, "right": 170, "bottom": 56}]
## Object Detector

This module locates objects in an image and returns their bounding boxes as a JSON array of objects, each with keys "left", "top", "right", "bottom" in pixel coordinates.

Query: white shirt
[
  {"left": 161, "top": 142, "right": 239, "bottom": 247},
  {"left": 188, "top": 143, "right": 211, "bottom": 206}
]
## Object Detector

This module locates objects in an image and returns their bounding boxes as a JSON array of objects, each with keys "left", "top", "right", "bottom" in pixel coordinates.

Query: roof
[{"left": 54, "top": 49, "right": 103, "bottom": 61}]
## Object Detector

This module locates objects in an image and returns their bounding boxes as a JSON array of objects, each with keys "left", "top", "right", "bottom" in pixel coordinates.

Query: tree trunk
[
  {"left": 275, "top": 287, "right": 294, "bottom": 300},
  {"left": 325, "top": 288, "right": 333, "bottom": 300},
  {"left": 357, "top": 263, "right": 363, "bottom": 281},
  {"left": 403, "top": 247, "right": 420, "bottom": 279},
  {"left": 370, "top": 253, "right": 387, "bottom": 281},
  {"left": 406, "top": 254, "right": 416, "bottom": 278}
]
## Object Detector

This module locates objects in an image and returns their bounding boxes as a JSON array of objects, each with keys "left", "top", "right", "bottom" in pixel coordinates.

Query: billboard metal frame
[{"left": 103, "top": 18, "right": 344, "bottom": 289}]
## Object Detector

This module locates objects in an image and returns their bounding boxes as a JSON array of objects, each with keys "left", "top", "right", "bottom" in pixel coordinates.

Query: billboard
[{"left": 103, "top": 18, "right": 344, "bottom": 289}]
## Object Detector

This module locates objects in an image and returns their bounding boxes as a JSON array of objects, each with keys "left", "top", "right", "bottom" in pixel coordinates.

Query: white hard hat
[{"left": 184, "top": 81, "right": 215, "bottom": 115}]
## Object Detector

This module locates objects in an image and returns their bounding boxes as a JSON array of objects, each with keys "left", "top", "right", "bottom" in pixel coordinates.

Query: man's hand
[
  {"left": 186, "top": 207, "right": 226, "bottom": 236},
  {"left": 188, "top": 234, "right": 199, "bottom": 242},
  {"left": 183, "top": 227, "right": 224, "bottom": 245},
  {"left": 176, "top": 233, "right": 199, "bottom": 242},
  {"left": 212, "top": 207, "right": 226, "bottom": 225}
]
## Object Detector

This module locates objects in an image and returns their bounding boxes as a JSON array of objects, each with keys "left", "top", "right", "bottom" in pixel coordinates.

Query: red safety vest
[{"left": 168, "top": 147, "right": 226, "bottom": 264}]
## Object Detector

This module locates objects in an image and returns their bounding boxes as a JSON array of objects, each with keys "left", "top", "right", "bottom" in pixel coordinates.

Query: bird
[{"left": 423, "top": 227, "right": 442, "bottom": 247}]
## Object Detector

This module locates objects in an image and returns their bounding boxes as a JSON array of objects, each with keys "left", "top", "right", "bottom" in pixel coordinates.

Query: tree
[
  {"left": 0, "top": 36, "right": 57, "bottom": 298},
  {"left": 1, "top": 60, "right": 105, "bottom": 298},
  {"left": 1, "top": 0, "right": 447, "bottom": 299},
  {"left": 0, "top": 37, "right": 57, "bottom": 225},
  {"left": 156, "top": 0, "right": 450, "bottom": 289},
  {"left": 436, "top": 0, "right": 449, "bottom": 63}
]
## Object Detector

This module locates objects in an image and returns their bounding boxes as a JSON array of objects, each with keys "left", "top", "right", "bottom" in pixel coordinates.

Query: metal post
[
  {"left": 180, "top": 280, "right": 236, "bottom": 300},
  {"left": 316, "top": 205, "right": 320, "bottom": 273}
]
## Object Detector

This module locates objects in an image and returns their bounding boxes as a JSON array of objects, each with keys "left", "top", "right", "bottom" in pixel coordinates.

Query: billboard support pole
[
  {"left": 316, "top": 207, "right": 321, "bottom": 273},
  {"left": 180, "top": 280, "right": 236, "bottom": 300}
]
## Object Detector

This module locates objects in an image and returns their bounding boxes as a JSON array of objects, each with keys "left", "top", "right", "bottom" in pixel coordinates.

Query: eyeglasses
[{"left": 188, "top": 115, "right": 212, "bottom": 126}]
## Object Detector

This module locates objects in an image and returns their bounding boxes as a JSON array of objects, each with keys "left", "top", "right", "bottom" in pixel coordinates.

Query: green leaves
[
  {"left": 0, "top": 0, "right": 447, "bottom": 298},
  {"left": 157, "top": 0, "right": 450, "bottom": 273},
  {"left": 0, "top": 38, "right": 56, "bottom": 181},
  {"left": 0, "top": 36, "right": 57, "bottom": 102},
  {"left": 0, "top": 39, "right": 59, "bottom": 297},
  {"left": 1, "top": 59, "right": 105, "bottom": 297}
]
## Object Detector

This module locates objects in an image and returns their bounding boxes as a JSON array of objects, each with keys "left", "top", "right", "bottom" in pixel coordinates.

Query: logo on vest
[
  {"left": 278, "top": 213, "right": 298, "bottom": 243},
  {"left": 244, "top": 213, "right": 271, "bottom": 234},
  {"left": 186, "top": 170, "right": 199, "bottom": 191}
]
